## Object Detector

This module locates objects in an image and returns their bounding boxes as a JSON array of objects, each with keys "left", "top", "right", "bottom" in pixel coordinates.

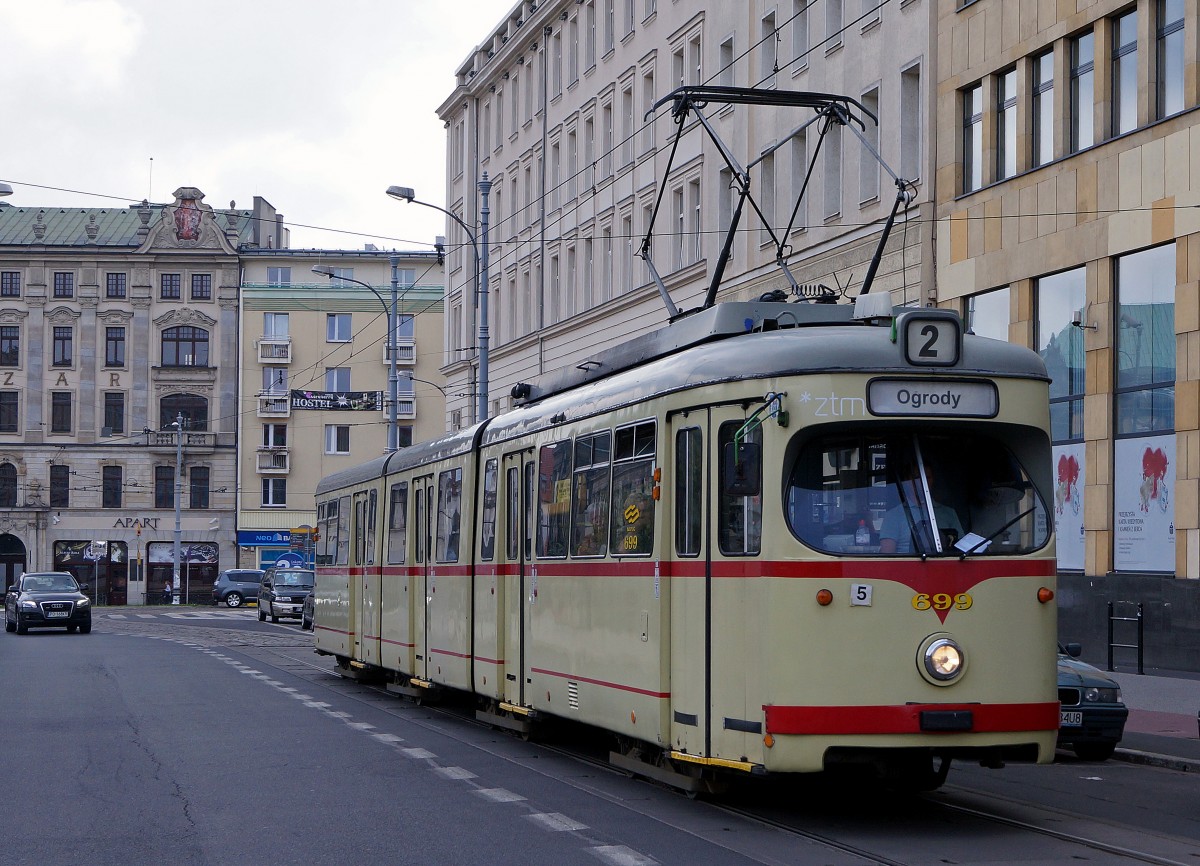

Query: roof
[{"left": 0, "top": 201, "right": 256, "bottom": 247}]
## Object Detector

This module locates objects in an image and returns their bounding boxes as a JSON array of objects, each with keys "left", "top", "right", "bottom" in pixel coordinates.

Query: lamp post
[
  {"left": 386, "top": 179, "right": 491, "bottom": 422},
  {"left": 172, "top": 412, "right": 183, "bottom": 605},
  {"left": 0, "top": 183, "right": 12, "bottom": 198},
  {"left": 312, "top": 265, "right": 399, "bottom": 452}
]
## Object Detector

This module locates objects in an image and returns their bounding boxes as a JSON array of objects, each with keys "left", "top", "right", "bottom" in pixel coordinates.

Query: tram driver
[{"left": 878, "top": 459, "right": 963, "bottom": 554}]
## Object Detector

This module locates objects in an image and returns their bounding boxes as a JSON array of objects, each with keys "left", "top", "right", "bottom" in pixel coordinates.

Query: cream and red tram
[{"left": 313, "top": 299, "right": 1059, "bottom": 791}]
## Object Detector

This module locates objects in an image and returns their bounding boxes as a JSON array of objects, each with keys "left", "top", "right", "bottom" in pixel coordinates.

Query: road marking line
[
  {"left": 475, "top": 788, "right": 526, "bottom": 802},
  {"left": 527, "top": 813, "right": 588, "bottom": 832},
  {"left": 592, "top": 846, "right": 658, "bottom": 866},
  {"left": 434, "top": 766, "right": 476, "bottom": 780},
  {"left": 400, "top": 747, "right": 435, "bottom": 759}
]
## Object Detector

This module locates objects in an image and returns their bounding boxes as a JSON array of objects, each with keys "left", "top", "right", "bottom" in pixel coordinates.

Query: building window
[
  {"left": 262, "top": 478, "right": 287, "bottom": 507},
  {"left": 1157, "top": 0, "right": 1184, "bottom": 119},
  {"left": 397, "top": 426, "right": 413, "bottom": 448},
  {"left": 191, "top": 273, "right": 212, "bottom": 300},
  {"left": 106, "top": 273, "right": 127, "bottom": 298},
  {"left": 1116, "top": 244, "right": 1176, "bottom": 436},
  {"left": 52, "top": 327, "right": 73, "bottom": 367},
  {"left": 760, "top": 152, "right": 776, "bottom": 244},
  {"left": 1, "top": 272, "right": 20, "bottom": 297},
  {"left": 325, "top": 425, "right": 350, "bottom": 454},
  {"left": 1032, "top": 50, "right": 1054, "bottom": 167},
  {"left": 262, "top": 366, "right": 288, "bottom": 394},
  {"left": 824, "top": 121, "right": 842, "bottom": 216},
  {"left": 53, "top": 272, "right": 73, "bottom": 298},
  {"left": 267, "top": 267, "right": 291, "bottom": 286},
  {"left": 161, "top": 326, "right": 209, "bottom": 366},
  {"left": 160, "top": 274, "right": 181, "bottom": 299},
  {"left": 102, "top": 466, "right": 122, "bottom": 509},
  {"left": 103, "top": 392, "right": 125, "bottom": 434},
  {"left": 860, "top": 87, "right": 880, "bottom": 202},
  {"left": 761, "top": 11, "right": 777, "bottom": 87},
  {"left": 263, "top": 312, "right": 289, "bottom": 338},
  {"left": 961, "top": 83, "right": 983, "bottom": 192},
  {"left": 826, "top": 0, "right": 843, "bottom": 49},
  {"left": 789, "top": 133, "right": 807, "bottom": 233},
  {"left": 50, "top": 392, "right": 72, "bottom": 433},
  {"left": 793, "top": 0, "right": 809, "bottom": 66},
  {"left": 0, "top": 326, "right": 18, "bottom": 367},
  {"left": 190, "top": 466, "right": 210, "bottom": 509},
  {"left": 325, "top": 367, "right": 350, "bottom": 391},
  {"left": 105, "top": 327, "right": 126, "bottom": 367},
  {"left": 155, "top": 466, "right": 174, "bottom": 508},
  {"left": 326, "top": 313, "right": 351, "bottom": 342},
  {"left": 50, "top": 464, "right": 69, "bottom": 508},
  {"left": 0, "top": 463, "right": 15, "bottom": 508},
  {"left": 900, "top": 64, "right": 921, "bottom": 181},
  {"left": 1070, "top": 32, "right": 1095, "bottom": 153},
  {"left": 0, "top": 392, "right": 17, "bottom": 433},
  {"left": 263, "top": 423, "right": 287, "bottom": 448},
  {"left": 997, "top": 69, "right": 1017, "bottom": 180},
  {"left": 1036, "top": 269, "right": 1087, "bottom": 442},
  {"left": 966, "top": 287, "right": 1010, "bottom": 342},
  {"left": 160, "top": 393, "right": 209, "bottom": 431},
  {"left": 1113, "top": 10, "right": 1138, "bottom": 136}
]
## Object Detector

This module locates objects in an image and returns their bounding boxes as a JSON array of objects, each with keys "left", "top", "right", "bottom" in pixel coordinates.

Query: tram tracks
[{"left": 110, "top": 620, "right": 1199, "bottom": 866}]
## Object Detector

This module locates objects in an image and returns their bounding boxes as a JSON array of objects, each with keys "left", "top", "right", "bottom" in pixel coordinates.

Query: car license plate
[
  {"left": 1060, "top": 710, "right": 1083, "bottom": 726},
  {"left": 46, "top": 611, "right": 69, "bottom": 618},
  {"left": 292, "top": 606, "right": 302, "bottom": 613}
]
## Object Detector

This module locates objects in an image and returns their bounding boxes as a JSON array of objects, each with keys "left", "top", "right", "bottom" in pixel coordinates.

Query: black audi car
[{"left": 5, "top": 571, "right": 93, "bottom": 635}]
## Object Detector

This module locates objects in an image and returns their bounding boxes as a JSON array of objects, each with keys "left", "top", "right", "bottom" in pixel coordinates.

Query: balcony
[
  {"left": 256, "top": 447, "right": 290, "bottom": 473},
  {"left": 396, "top": 397, "right": 416, "bottom": 419},
  {"left": 257, "top": 336, "right": 292, "bottom": 363},
  {"left": 384, "top": 340, "right": 416, "bottom": 366},
  {"left": 257, "top": 393, "right": 291, "bottom": 418},
  {"left": 146, "top": 430, "right": 225, "bottom": 454}
]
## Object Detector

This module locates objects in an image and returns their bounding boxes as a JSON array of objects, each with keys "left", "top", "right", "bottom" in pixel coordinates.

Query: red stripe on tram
[{"left": 763, "top": 702, "right": 1060, "bottom": 735}]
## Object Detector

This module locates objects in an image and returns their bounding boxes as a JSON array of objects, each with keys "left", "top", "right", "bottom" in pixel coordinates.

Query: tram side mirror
[{"left": 723, "top": 441, "right": 762, "bottom": 497}]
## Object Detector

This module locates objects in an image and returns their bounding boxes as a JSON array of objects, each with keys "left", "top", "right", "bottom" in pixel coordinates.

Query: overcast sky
[{"left": 0, "top": 0, "right": 509, "bottom": 252}]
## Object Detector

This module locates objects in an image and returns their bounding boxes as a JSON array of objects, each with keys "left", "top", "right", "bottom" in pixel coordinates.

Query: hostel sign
[{"left": 290, "top": 390, "right": 382, "bottom": 411}]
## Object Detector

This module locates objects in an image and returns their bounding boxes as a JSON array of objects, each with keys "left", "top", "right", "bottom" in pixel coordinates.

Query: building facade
[
  {"left": 936, "top": 0, "right": 1200, "bottom": 664},
  {"left": 0, "top": 187, "right": 258, "bottom": 603},
  {"left": 437, "top": 0, "right": 937, "bottom": 425},
  {"left": 236, "top": 250, "right": 445, "bottom": 569}
]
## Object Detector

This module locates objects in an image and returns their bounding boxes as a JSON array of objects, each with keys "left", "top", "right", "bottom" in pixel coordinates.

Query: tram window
[
  {"left": 354, "top": 496, "right": 366, "bottom": 564},
  {"left": 415, "top": 487, "right": 425, "bottom": 563},
  {"left": 612, "top": 421, "right": 656, "bottom": 557},
  {"left": 505, "top": 466, "right": 520, "bottom": 560},
  {"left": 718, "top": 422, "right": 762, "bottom": 556},
  {"left": 675, "top": 427, "right": 702, "bottom": 557},
  {"left": 537, "top": 442, "right": 572, "bottom": 558},
  {"left": 524, "top": 462, "right": 535, "bottom": 560},
  {"left": 336, "top": 495, "right": 350, "bottom": 565},
  {"left": 435, "top": 468, "right": 463, "bottom": 562},
  {"left": 785, "top": 431, "right": 1049, "bottom": 557},
  {"left": 366, "top": 489, "right": 377, "bottom": 565},
  {"left": 387, "top": 482, "right": 408, "bottom": 564},
  {"left": 315, "top": 501, "right": 329, "bottom": 566},
  {"left": 481, "top": 459, "right": 498, "bottom": 561},
  {"left": 317, "top": 498, "right": 337, "bottom": 566},
  {"left": 572, "top": 431, "right": 611, "bottom": 557}
]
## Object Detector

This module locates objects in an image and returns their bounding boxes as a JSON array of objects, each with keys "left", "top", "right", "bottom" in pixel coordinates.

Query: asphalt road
[{"left": 2, "top": 608, "right": 1197, "bottom": 865}]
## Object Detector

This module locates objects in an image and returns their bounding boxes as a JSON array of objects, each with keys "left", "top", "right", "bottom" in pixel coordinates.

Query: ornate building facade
[{"left": 0, "top": 187, "right": 258, "bottom": 602}]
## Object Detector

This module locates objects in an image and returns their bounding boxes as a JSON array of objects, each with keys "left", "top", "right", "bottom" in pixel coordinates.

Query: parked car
[
  {"left": 301, "top": 592, "right": 315, "bottom": 631},
  {"left": 211, "top": 569, "right": 265, "bottom": 608},
  {"left": 5, "top": 571, "right": 92, "bottom": 635},
  {"left": 257, "top": 568, "right": 314, "bottom": 624},
  {"left": 1057, "top": 643, "right": 1129, "bottom": 761}
]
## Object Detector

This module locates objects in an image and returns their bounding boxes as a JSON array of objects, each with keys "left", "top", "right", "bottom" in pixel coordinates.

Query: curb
[{"left": 1112, "top": 747, "right": 1200, "bottom": 773}]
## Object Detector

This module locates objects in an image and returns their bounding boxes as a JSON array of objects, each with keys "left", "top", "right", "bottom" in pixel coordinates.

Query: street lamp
[
  {"left": 172, "top": 412, "right": 183, "bottom": 605},
  {"left": 0, "top": 183, "right": 12, "bottom": 198},
  {"left": 386, "top": 178, "right": 492, "bottom": 422},
  {"left": 312, "top": 264, "right": 400, "bottom": 453},
  {"left": 400, "top": 370, "right": 448, "bottom": 397}
]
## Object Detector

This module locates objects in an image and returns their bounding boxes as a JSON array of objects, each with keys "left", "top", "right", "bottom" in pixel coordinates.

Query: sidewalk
[{"left": 1104, "top": 666, "right": 1200, "bottom": 771}]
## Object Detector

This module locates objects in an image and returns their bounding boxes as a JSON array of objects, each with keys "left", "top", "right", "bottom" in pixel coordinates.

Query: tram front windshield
[{"left": 786, "top": 431, "right": 1049, "bottom": 557}]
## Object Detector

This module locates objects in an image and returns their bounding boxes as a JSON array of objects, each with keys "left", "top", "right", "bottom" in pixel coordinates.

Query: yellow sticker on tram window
[{"left": 911, "top": 592, "right": 973, "bottom": 611}]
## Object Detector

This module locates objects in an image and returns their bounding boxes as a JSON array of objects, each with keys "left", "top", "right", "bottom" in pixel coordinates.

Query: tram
[{"left": 312, "top": 296, "right": 1060, "bottom": 792}]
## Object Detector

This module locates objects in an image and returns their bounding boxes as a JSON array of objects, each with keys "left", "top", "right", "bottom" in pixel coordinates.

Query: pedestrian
[{"left": 162, "top": 576, "right": 173, "bottom": 605}]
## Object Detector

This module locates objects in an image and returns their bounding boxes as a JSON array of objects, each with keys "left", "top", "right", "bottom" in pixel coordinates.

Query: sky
[{"left": 0, "top": 0, "right": 510, "bottom": 251}]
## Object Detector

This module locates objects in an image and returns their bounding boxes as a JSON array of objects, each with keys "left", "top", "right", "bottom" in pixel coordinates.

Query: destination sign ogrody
[{"left": 868, "top": 379, "right": 998, "bottom": 418}]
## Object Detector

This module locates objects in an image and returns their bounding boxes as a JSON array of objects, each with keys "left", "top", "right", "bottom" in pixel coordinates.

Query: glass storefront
[{"left": 54, "top": 540, "right": 129, "bottom": 605}]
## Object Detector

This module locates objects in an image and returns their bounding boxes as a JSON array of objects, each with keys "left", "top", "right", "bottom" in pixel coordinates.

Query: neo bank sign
[{"left": 868, "top": 379, "right": 998, "bottom": 418}]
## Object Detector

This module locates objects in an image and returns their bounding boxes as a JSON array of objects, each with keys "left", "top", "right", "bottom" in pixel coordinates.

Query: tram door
[
  {"left": 499, "top": 452, "right": 535, "bottom": 709},
  {"left": 412, "top": 475, "right": 435, "bottom": 682},
  {"left": 669, "top": 408, "right": 760, "bottom": 760},
  {"left": 354, "top": 490, "right": 382, "bottom": 668}
]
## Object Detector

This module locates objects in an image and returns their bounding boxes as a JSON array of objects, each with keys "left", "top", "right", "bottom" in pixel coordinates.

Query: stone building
[
  {"left": 437, "top": 0, "right": 936, "bottom": 425},
  {"left": 0, "top": 187, "right": 258, "bottom": 603},
  {"left": 235, "top": 249, "right": 445, "bottom": 569},
  {"left": 936, "top": 0, "right": 1200, "bottom": 665}
]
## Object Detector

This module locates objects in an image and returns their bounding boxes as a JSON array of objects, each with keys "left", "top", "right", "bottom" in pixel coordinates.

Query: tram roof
[{"left": 481, "top": 301, "right": 1047, "bottom": 445}]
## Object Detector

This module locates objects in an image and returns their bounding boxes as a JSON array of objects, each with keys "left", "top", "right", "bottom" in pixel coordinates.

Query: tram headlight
[{"left": 922, "top": 638, "right": 965, "bottom": 682}]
